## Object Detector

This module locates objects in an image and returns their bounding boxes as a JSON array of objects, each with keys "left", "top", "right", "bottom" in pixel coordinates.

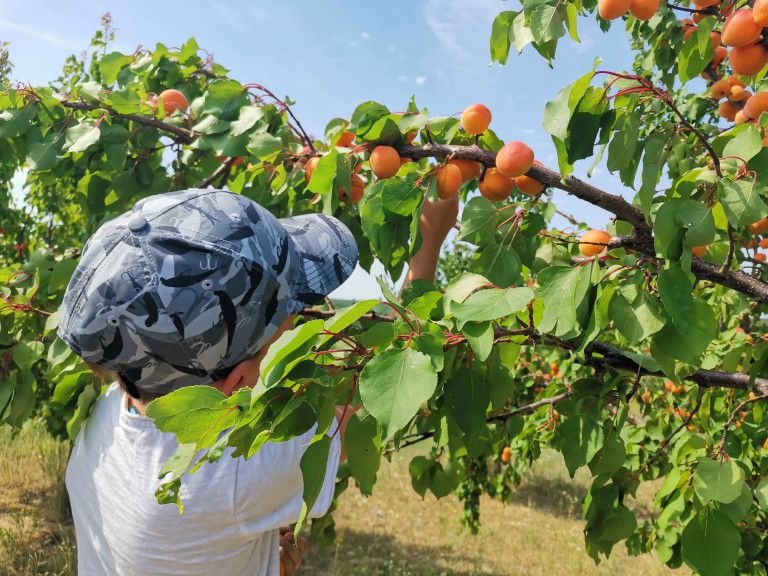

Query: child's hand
[{"left": 279, "top": 526, "right": 310, "bottom": 576}]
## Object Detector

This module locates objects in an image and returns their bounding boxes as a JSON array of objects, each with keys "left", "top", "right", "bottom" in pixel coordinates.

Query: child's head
[{"left": 58, "top": 188, "right": 358, "bottom": 399}]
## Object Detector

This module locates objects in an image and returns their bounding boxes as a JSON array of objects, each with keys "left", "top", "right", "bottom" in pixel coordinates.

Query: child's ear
[{"left": 215, "top": 359, "right": 259, "bottom": 397}]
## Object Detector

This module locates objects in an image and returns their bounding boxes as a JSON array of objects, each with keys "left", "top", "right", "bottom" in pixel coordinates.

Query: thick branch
[{"left": 61, "top": 100, "right": 195, "bottom": 143}]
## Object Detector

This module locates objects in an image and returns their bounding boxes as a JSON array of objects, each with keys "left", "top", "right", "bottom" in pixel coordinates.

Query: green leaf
[
  {"left": 201, "top": 80, "right": 249, "bottom": 119},
  {"left": 652, "top": 299, "right": 716, "bottom": 365},
  {"left": 693, "top": 457, "right": 745, "bottom": 504},
  {"left": 99, "top": 52, "right": 132, "bottom": 85},
  {"left": 64, "top": 120, "right": 101, "bottom": 154},
  {"left": 146, "top": 386, "right": 248, "bottom": 449},
  {"left": 681, "top": 508, "right": 740, "bottom": 576},
  {"left": 67, "top": 384, "right": 99, "bottom": 439},
  {"left": 678, "top": 35, "right": 714, "bottom": 84},
  {"left": 657, "top": 266, "right": 694, "bottom": 333},
  {"left": 231, "top": 105, "right": 264, "bottom": 136},
  {"left": 12, "top": 340, "right": 44, "bottom": 371},
  {"left": 719, "top": 179, "right": 768, "bottom": 228},
  {"left": 345, "top": 411, "right": 382, "bottom": 497},
  {"left": 322, "top": 300, "right": 380, "bottom": 340},
  {"left": 259, "top": 320, "right": 323, "bottom": 387},
  {"left": 27, "top": 132, "right": 63, "bottom": 171},
  {"left": 451, "top": 286, "right": 534, "bottom": 329},
  {"left": 247, "top": 132, "right": 284, "bottom": 159},
  {"left": 296, "top": 435, "right": 332, "bottom": 535},
  {"left": 490, "top": 11, "right": 518, "bottom": 64},
  {"left": 608, "top": 291, "right": 664, "bottom": 345},
  {"left": 558, "top": 413, "right": 604, "bottom": 477},
  {"left": 470, "top": 243, "right": 522, "bottom": 288},
  {"left": 457, "top": 196, "right": 499, "bottom": 245},
  {"left": 444, "top": 366, "right": 491, "bottom": 436},
  {"left": 0, "top": 106, "right": 36, "bottom": 138},
  {"left": 462, "top": 321, "right": 494, "bottom": 361},
  {"left": 536, "top": 264, "right": 593, "bottom": 338},
  {"left": 529, "top": 3, "right": 565, "bottom": 45},
  {"left": 359, "top": 348, "right": 437, "bottom": 440},
  {"left": 381, "top": 178, "right": 421, "bottom": 220},
  {"left": 722, "top": 124, "right": 762, "bottom": 163}
]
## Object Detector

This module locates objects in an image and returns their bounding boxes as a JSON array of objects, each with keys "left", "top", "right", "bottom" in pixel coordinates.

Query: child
[{"left": 58, "top": 187, "right": 458, "bottom": 575}]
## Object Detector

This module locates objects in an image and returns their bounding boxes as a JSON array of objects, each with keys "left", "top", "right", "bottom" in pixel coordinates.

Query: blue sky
[{"left": 2, "top": 1, "right": 635, "bottom": 298}]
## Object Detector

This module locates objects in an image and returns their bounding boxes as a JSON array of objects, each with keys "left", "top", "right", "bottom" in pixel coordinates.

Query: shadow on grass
[{"left": 301, "top": 526, "right": 503, "bottom": 576}]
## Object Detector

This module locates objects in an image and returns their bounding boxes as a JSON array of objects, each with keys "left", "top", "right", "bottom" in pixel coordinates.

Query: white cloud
[
  {"left": 416, "top": 76, "right": 427, "bottom": 85},
  {"left": 0, "top": 19, "right": 79, "bottom": 50},
  {"left": 362, "top": 32, "right": 370, "bottom": 40}
]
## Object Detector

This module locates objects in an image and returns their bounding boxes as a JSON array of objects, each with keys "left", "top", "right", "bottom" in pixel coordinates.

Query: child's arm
[{"left": 402, "top": 194, "right": 460, "bottom": 286}]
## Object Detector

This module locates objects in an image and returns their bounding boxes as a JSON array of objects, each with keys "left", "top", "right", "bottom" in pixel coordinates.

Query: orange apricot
[
  {"left": 579, "top": 229, "right": 612, "bottom": 256},
  {"left": 692, "top": 245, "right": 708, "bottom": 257},
  {"left": 712, "top": 45, "right": 728, "bottom": 67},
  {"left": 744, "top": 92, "right": 768, "bottom": 119},
  {"left": 728, "top": 74, "right": 747, "bottom": 87},
  {"left": 729, "top": 43, "right": 768, "bottom": 76},
  {"left": 305, "top": 156, "right": 320, "bottom": 183},
  {"left": 478, "top": 168, "right": 515, "bottom": 202},
  {"left": 449, "top": 159, "right": 482, "bottom": 182},
  {"left": 748, "top": 218, "right": 768, "bottom": 234},
  {"left": 754, "top": 0, "right": 768, "bottom": 26},
  {"left": 710, "top": 78, "right": 731, "bottom": 99},
  {"left": 336, "top": 131, "right": 355, "bottom": 147},
  {"left": 719, "top": 100, "right": 740, "bottom": 121},
  {"left": 460, "top": 104, "right": 492, "bottom": 135},
  {"left": 436, "top": 164, "right": 463, "bottom": 199},
  {"left": 514, "top": 161, "right": 546, "bottom": 196},
  {"left": 157, "top": 89, "right": 188, "bottom": 117},
  {"left": 683, "top": 25, "right": 698, "bottom": 41},
  {"left": 496, "top": 141, "right": 535, "bottom": 178},
  {"left": 629, "top": 0, "right": 660, "bottom": 20},
  {"left": 501, "top": 446, "right": 512, "bottom": 463},
  {"left": 722, "top": 10, "right": 763, "bottom": 47},
  {"left": 369, "top": 146, "right": 401, "bottom": 179},
  {"left": 598, "top": 0, "right": 632, "bottom": 20},
  {"left": 756, "top": 253, "right": 768, "bottom": 262},
  {"left": 338, "top": 174, "right": 365, "bottom": 204},
  {"left": 711, "top": 31, "right": 722, "bottom": 48},
  {"left": 760, "top": 238, "right": 768, "bottom": 248},
  {"left": 735, "top": 110, "right": 747, "bottom": 123}
]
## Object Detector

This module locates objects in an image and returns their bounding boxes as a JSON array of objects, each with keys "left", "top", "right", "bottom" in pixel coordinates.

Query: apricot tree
[{"left": 3, "top": 6, "right": 768, "bottom": 574}]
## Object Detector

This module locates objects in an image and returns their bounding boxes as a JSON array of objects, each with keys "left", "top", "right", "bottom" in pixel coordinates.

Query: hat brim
[{"left": 279, "top": 213, "right": 358, "bottom": 308}]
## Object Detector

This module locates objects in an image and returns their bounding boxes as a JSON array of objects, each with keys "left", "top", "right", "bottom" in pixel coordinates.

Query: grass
[
  {"left": 0, "top": 423, "right": 75, "bottom": 576},
  {"left": 0, "top": 425, "right": 686, "bottom": 576}
]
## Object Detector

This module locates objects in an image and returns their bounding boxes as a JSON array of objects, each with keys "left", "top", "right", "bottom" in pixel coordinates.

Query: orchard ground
[{"left": 0, "top": 424, "right": 685, "bottom": 576}]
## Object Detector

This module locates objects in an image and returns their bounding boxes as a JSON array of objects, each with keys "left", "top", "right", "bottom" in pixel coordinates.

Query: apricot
[
  {"left": 501, "top": 446, "right": 512, "bottom": 463},
  {"left": 436, "top": 164, "right": 463, "bottom": 199},
  {"left": 744, "top": 92, "right": 768, "bottom": 119},
  {"left": 665, "top": 380, "right": 676, "bottom": 392},
  {"left": 692, "top": 245, "right": 708, "bottom": 257},
  {"left": 728, "top": 74, "right": 747, "bottom": 87},
  {"left": 728, "top": 85, "right": 748, "bottom": 101},
  {"left": 693, "top": 0, "right": 720, "bottom": 7},
  {"left": 693, "top": 11, "right": 708, "bottom": 24},
  {"left": 629, "top": 0, "right": 660, "bottom": 20},
  {"left": 598, "top": 0, "right": 632, "bottom": 20},
  {"left": 305, "top": 156, "right": 320, "bottom": 183},
  {"left": 338, "top": 174, "right": 365, "bottom": 204},
  {"left": 157, "top": 89, "right": 188, "bottom": 116},
  {"left": 496, "top": 141, "right": 535, "bottom": 178},
  {"left": 735, "top": 110, "right": 747, "bottom": 123},
  {"left": 641, "top": 389, "right": 652, "bottom": 404},
  {"left": 711, "top": 31, "right": 722, "bottom": 48},
  {"left": 756, "top": 252, "right": 767, "bottom": 262},
  {"left": 712, "top": 45, "right": 728, "bottom": 67},
  {"left": 754, "top": 0, "right": 768, "bottom": 26},
  {"left": 683, "top": 25, "right": 698, "bottom": 41},
  {"left": 760, "top": 238, "right": 768, "bottom": 248},
  {"left": 722, "top": 10, "right": 763, "bottom": 47},
  {"left": 405, "top": 130, "right": 418, "bottom": 144},
  {"left": 514, "top": 161, "right": 546, "bottom": 196},
  {"left": 449, "top": 159, "right": 482, "bottom": 182},
  {"left": 478, "top": 168, "right": 515, "bottom": 202},
  {"left": 460, "top": 103, "right": 492, "bottom": 135},
  {"left": 730, "top": 43, "right": 768, "bottom": 75},
  {"left": 336, "top": 131, "right": 355, "bottom": 147},
  {"left": 578, "top": 229, "right": 612, "bottom": 256},
  {"left": 719, "top": 100, "right": 740, "bottom": 121},
  {"left": 748, "top": 218, "right": 768, "bottom": 234},
  {"left": 710, "top": 79, "right": 731, "bottom": 99},
  {"left": 369, "top": 146, "right": 401, "bottom": 179}
]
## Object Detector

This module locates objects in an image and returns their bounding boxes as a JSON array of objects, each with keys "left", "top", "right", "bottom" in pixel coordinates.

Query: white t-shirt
[{"left": 66, "top": 383, "right": 340, "bottom": 576}]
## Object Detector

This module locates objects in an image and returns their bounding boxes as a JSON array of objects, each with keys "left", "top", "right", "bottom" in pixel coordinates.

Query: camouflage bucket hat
[{"left": 58, "top": 188, "right": 358, "bottom": 398}]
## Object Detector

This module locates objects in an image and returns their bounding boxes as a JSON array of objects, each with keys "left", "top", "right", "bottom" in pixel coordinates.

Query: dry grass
[
  {"left": 0, "top": 425, "right": 687, "bottom": 576},
  {"left": 301, "top": 449, "right": 688, "bottom": 576},
  {"left": 0, "top": 424, "right": 75, "bottom": 576}
]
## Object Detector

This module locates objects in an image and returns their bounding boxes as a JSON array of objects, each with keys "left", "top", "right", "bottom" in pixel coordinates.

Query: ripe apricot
[
  {"left": 683, "top": 25, "right": 698, "bottom": 41},
  {"left": 496, "top": 141, "right": 535, "bottom": 178},
  {"left": 157, "top": 89, "right": 188, "bottom": 116},
  {"left": 754, "top": 0, "right": 768, "bottom": 26},
  {"left": 744, "top": 92, "right": 768, "bottom": 119},
  {"left": 406, "top": 130, "right": 418, "bottom": 144},
  {"left": 514, "top": 161, "right": 546, "bottom": 196},
  {"left": 693, "top": 0, "right": 719, "bottom": 7},
  {"left": 760, "top": 238, "right": 768, "bottom": 248},
  {"left": 665, "top": 380, "right": 676, "bottom": 392},
  {"left": 748, "top": 218, "right": 768, "bottom": 234},
  {"left": 305, "top": 156, "right": 320, "bottom": 183},
  {"left": 369, "top": 146, "right": 401, "bottom": 179},
  {"left": 692, "top": 245, "right": 708, "bottom": 257},
  {"left": 728, "top": 74, "right": 747, "bottom": 88},
  {"left": 712, "top": 45, "right": 728, "bottom": 67},
  {"left": 436, "top": 164, "right": 463, "bottom": 199},
  {"left": 719, "top": 100, "right": 740, "bottom": 121},
  {"left": 692, "top": 11, "right": 709, "bottom": 24},
  {"left": 629, "top": 0, "right": 660, "bottom": 20},
  {"left": 729, "top": 43, "right": 768, "bottom": 76},
  {"left": 218, "top": 156, "right": 244, "bottom": 166},
  {"left": 501, "top": 446, "right": 512, "bottom": 463},
  {"left": 728, "top": 85, "right": 748, "bottom": 101},
  {"left": 578, "top": 229, "right": 612, "bottom": 256},
  {"left": 449, "top": 159, "right": 482, "bottom": 182},
  {"left": 338, "top": 174, "right": 365, "bottom": 204},
  {"left": 756, "top": 252, "right": 767, "bottom": 262},
  {"left": 641, "top": 389, "right": 652, "bottom": 403},
  {"left": 735, "top": 110, "right": 747, "bottom": 123},
  {"left": 336, "top": 131, "right": 355, "bottom": 147},
  {"left": 460, "top": 103, "right": 492, "bottom": 135},
  {"left": 478, "top": 168, "right": 515, "bottom": 201},
  {"left": 598, "top": 0, "right": 632, "bottom": 20},
  {"left": 710, "top": 31, "right": 722, "bottom": 48},
  {"left": 722, "top": 10, "right": 763, "bottom": 47},
  {"left": 710, "top": 79, "right": 731, "bottom": 99}
]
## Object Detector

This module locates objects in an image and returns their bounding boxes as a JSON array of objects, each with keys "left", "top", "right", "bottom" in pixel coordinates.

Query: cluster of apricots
[
  {"left": 693, "top": 219, "right": 768, "bottom": 262},
  {"left": 501, "top": 446, "right": 512, "bottom": 463},
  {"left": 302, "top": 103, "right": 543, "bottom": 206},
  {"left": 598, "top": 0, "right": 660, "bottom": 21},
  {"left": 664, "top": 380, "right": 687, "bottom": 395}
]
